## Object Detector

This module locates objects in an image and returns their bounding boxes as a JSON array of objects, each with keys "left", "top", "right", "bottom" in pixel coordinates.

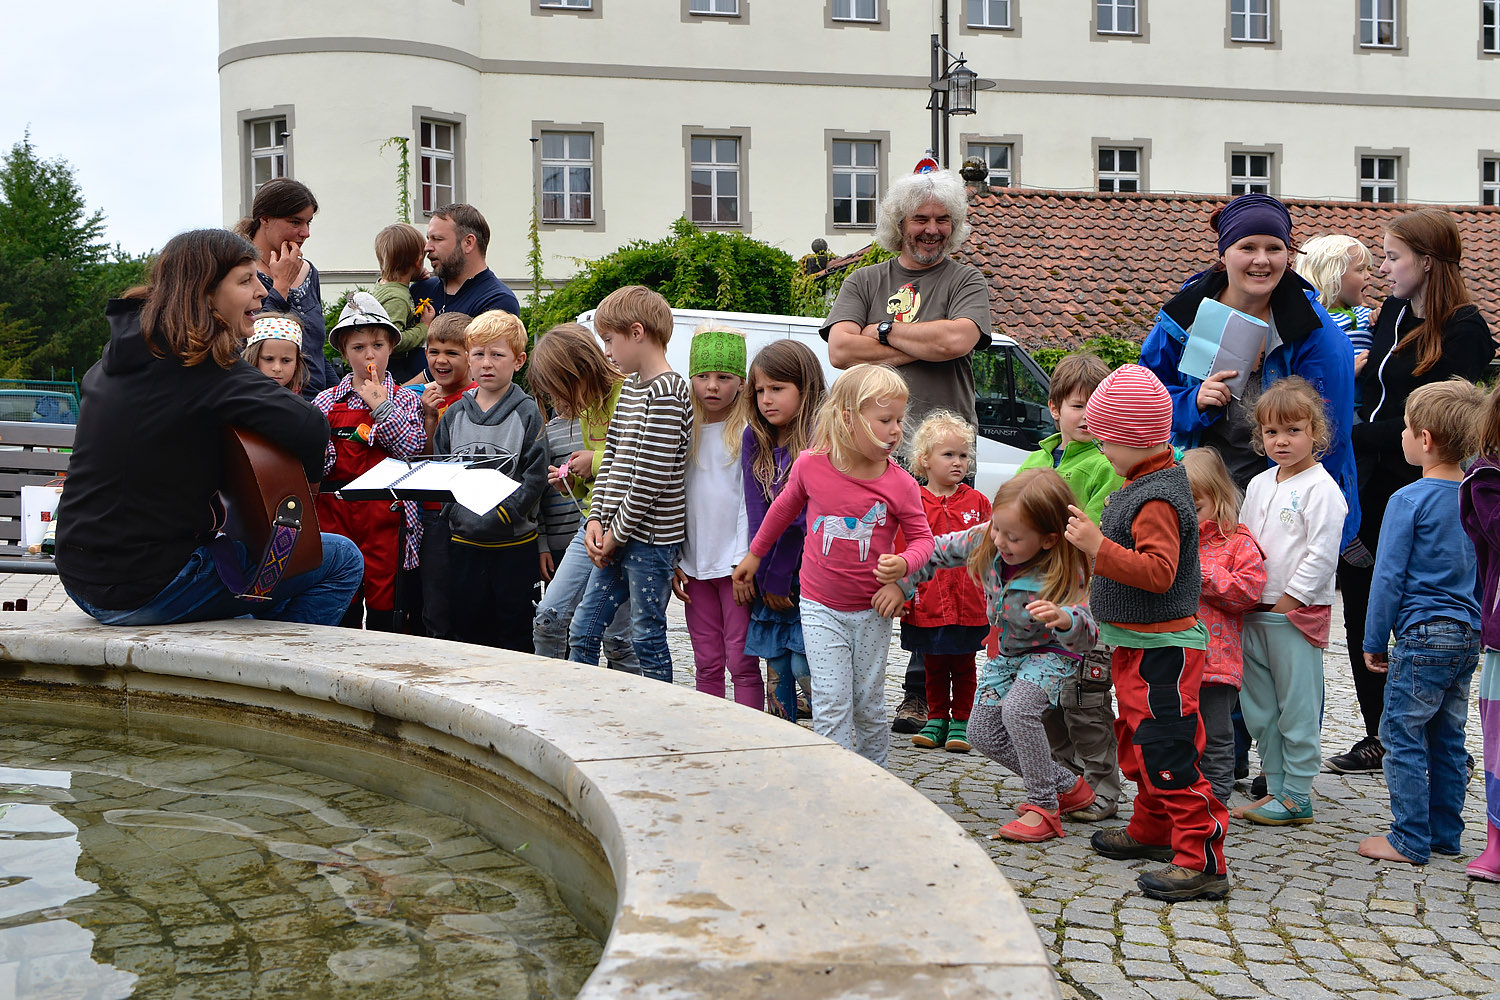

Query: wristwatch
[{"left": 876, "top": 321, "right": 893, "bottom": 346}]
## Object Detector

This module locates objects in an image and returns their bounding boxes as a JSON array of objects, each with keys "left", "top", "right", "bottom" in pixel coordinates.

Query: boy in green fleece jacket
[{"left": 1020, "top": 352, "right": 1126, "bottom": 821}]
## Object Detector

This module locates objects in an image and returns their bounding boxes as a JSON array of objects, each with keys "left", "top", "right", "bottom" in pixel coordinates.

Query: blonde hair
[
  {"left": 743, "top": 340, "right": 826, "bottom": 501},
  {"left": 909, "top": 410, "right": 974, "bottom": 481},
  {"left": 528, "top": 323, "right": 623, "bottom": 423},
  {"left": 594, "top": 285, "right": 673, "bottom": 347},
  {"left": 240, "top": 311, "right": 307, "bottom": 393},
  {"left": 1405, "top": 377, "right": 1484, "bottom": 465},
  {"left": 1295, "top": 234, "right": 1372, "bottom": 310},
  {"left": 1182, "top": 448, "right": 1241, "bottom": 539},
  {"left": 466, "top": 309, "right": 527, "bottom": 356},
  {"left": 426, "top": 312, "right": 472, "bottom": 347},
  {"left": 687, "top": 323, "right": 747, "bottom": 463},
  {"left": 1250, "top": 376, "right": 1331, "bottom": 460},
  {"left": 967, "top": 468, "right": 1090, "bottom": 606},
  {"left": 374, "top": 223, "right": 425, "bottom": 282},
  {"left": 810, "top": 364, "right": 909, "bottom": 472}
]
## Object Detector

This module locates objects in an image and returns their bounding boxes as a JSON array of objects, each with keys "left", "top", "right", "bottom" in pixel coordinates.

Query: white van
[{"left": 575, "top": 306, "right": 1055, "bottom": 496}]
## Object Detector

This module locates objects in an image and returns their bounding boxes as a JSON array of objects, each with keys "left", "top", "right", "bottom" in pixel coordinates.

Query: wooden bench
[{"left": 0, "top": 420, "right": 74, "bottom": 573}]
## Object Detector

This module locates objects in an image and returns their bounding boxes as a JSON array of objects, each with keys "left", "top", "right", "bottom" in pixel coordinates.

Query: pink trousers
[{"left": 684, "top": 575, "right": 765, "bottom": 708}]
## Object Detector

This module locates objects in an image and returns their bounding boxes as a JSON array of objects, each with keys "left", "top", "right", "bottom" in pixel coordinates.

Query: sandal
[
  {"left": 1057, "top": 775, "right": 1096, "bottom": 815},
  {"left": 992, "top": 803, "right": 1065, "bottom": 843}
]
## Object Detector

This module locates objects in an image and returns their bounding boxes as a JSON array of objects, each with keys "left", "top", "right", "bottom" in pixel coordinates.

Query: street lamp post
[{"left": 927, "top": 18, "right": 994, "bottom": 168}]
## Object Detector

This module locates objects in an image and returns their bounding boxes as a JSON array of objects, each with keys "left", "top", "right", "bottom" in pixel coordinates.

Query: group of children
[{"left": 236, "top": 239, "right": 1498, "bottom": 903}]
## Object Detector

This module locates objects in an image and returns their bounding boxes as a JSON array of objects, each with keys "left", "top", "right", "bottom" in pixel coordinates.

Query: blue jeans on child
[
  {"left": 567, "top": 538, "right": 678, "bottom": 683},
  {"left": 533, "top": 522, "right": 639, "bottom": 673},
  {"left": 1379, "top": 618, "right": 1481, "bottom": 864},
  {"left": 66, "top": 534, "right": 363, "bottom": 627}
]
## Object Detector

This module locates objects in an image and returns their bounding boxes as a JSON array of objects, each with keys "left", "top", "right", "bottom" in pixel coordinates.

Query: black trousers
[
  {"left": 1336, "top": 558, "right": 1384, "bottom": 740},
  {"left": 444, "top": 536, "right": 542, "bottom": 652}
]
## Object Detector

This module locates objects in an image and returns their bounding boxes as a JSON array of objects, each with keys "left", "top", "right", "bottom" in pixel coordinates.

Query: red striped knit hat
[{"left": 1084, "top": 364, "right": 1173, "bottom": 447}]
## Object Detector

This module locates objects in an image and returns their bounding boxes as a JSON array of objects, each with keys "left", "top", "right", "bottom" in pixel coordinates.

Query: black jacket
[{"left": 56, "top": 298, "right": 330, "bottom": 610}]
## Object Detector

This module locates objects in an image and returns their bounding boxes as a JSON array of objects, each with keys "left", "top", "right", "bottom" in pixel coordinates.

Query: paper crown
[
  {"left": 688, "top": 326, "right": 747, "bottom": 379},
  {"left": 246, "top": 316, "right": 303, "bottom": 350}
]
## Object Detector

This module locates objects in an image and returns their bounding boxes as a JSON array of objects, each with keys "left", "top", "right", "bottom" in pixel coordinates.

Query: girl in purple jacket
[
  {"left": 739, "top": 342, "right": 825, "bottom": 719},
  {"left": 1461, "top": 385, "right": 1500, "bottom": 882}
]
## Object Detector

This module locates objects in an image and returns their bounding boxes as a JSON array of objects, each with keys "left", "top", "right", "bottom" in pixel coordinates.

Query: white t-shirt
[
  {"left": 1240, "top": 462, "right": 1347, "bottom": 607},
  {"left": 678, "top": 424, "right": 749, "bottom": 579}
]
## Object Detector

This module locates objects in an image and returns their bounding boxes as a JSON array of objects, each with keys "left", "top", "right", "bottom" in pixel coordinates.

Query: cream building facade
[{"left": 219, "top": 0, "right": 1500, "bottom": 293}]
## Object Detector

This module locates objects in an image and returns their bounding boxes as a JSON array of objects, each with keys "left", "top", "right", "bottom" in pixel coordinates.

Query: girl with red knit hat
[{"left": 1064, "top": 363, "right": 1231, "bottom": 903}]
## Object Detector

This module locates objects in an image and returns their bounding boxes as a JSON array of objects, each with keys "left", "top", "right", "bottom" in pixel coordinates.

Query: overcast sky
[{"left": 1, "top": 1, "right": 221, "bottom": 256}]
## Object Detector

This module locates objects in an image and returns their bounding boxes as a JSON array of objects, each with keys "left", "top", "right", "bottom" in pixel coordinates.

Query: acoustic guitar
[{"left": 212, "top": 426, "right": 322, "bottom": 601}]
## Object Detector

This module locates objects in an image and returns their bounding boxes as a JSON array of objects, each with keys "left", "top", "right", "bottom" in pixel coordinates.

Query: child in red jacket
[{"left": 903, "top": 412, "right": 993, "bottom": 752}]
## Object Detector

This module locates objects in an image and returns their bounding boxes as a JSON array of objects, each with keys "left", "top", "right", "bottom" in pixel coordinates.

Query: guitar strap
[{"left": 208, "top": 495, "right": 308, "bottom": 602}]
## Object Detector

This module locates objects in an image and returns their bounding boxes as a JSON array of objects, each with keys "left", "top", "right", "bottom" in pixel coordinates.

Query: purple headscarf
[{"left": 1213, "top": 193, "right": 1292, "bottom": 254}]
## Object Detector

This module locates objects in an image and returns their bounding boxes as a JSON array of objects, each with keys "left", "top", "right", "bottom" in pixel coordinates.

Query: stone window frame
[
  {"left": 533, "top": 120, "right": 606, "bottom": 232},
  {"left": 414, "top": 107, "right": 467, "bottom": 216},
  {"left": 1092, "top": 0, "right": 1150, "bottom": 43},
  {"left": 961, "top": 133, "right": 1023, "bottom": 187},
  {"left": 683, "top": 126, "right": 752, "bottom": 230},
  {"left": 825, "top": 129, "right": 889, "bottom": 232},
  {"left": 825, "top": 0, "right": 889, "bottom": 31},
  {"left": 1356, "top": 146, "right": 1407, "bottom": 203},
  {"left": 1092, "top": 138, "right": 1152, "bottom": 193},
  {"left": 238, "top": 105, "right": 295, "bottom": 217},
  {"left": 1226, "top": 142, "right": 1283, "bottom": 196},
  {"left": 1354, "top": 0, "right": 1407, "bottom": 55},
  {"left": 532, "top": 0, "right": 602, "bottom": 17},
  {"left": 1225, "top": 0, "right": 1281, "bottom": 48},
  {"left": 682, "top": 0, "right": 748, "bottom": 22},
  {"left": 960, "top": 0, "right": 1019, "bottom": 35}
]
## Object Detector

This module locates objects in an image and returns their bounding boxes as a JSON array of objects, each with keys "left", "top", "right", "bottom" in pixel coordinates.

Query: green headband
[{"left": 689, "top": 328, "right": 747, "bottom": 379}]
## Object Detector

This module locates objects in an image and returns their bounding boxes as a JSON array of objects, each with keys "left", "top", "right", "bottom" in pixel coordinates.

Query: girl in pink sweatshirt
[{"left": 733, "top": 364, "right": 933, "bottom": 768}]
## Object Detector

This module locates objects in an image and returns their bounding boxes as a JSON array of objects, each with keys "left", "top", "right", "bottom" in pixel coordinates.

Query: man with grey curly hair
[
  {"left": 821, "top": 169, "right": 992, "bottom": 735},
  {"left": 821, "top": 170, "right": 990, "bottom": 430}
]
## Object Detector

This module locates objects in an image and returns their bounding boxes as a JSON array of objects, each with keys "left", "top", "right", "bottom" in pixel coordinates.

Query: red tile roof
[{"left": 946, "top": 189, "right": 1500, "bottom": 352}]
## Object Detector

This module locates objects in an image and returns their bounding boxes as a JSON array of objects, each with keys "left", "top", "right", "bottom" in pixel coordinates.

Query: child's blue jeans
[
  {"left": 1379, "top": 618, "right": 1480, "bottom": 864},
  {"left": 568, "top": 538, "right": 678, "bottom": 683}
]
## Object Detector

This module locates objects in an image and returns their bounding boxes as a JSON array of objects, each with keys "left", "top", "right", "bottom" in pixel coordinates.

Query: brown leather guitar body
[{"left": 215, "top": 427, "right": 321, "bottom": 596}]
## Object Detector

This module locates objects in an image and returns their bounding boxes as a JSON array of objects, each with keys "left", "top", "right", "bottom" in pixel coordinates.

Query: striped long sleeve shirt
[{"left": 588, "top": 370, "right": 693, "bottom": 545}]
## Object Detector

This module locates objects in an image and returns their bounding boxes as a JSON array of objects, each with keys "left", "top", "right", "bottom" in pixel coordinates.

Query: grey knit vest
[{"left": 1090, "top": 464, "right": 1201, "bottom": 625}]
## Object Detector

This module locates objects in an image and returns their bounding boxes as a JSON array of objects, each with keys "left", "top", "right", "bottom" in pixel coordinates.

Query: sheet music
[{"left": 338, "top": 458, "right": 520, "bottom": 515}]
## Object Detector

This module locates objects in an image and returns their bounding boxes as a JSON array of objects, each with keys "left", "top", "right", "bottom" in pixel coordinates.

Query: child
[
  {"left": 733, "top": 364, "right": 934, "bottom": 767},
  {"left": 1360, "top": 378, "right": 1485, "bottom": 865},
  {"left": 1234, "top": 377, "right": 1346, "bottom": 825},
  {"left": 417, "top": 312, "right": 475, "bottom": 444},
  {"left": 903, "top": 411, "right": 992, "bottom": 753},
  {"left": 1183, "top": 447, "right": 1266, "bottom": 809},
  {"left": 567, "top": 286, "right": 693, "bottom": 683},
  {"left": 242, "top": 313, "right": 307, "bottom": 392},
  {"left": 1064, "top": 364, "right": 1230, "bottom": 903},
  {"left": 431, "top": 310, "right": 548, "bottom": 650},
  {"left": 904, "top": 468, "right": 1097, "bottom": 840},
  {"left": 373, "top": 223, "right": 433, "bottom": 383},
  {"left": 1462, "top": 382, "right": 1500, "bottom": 882},
  {"left": 528, "top": 323, "right": 637, "bottom": 673},
  {"left": 312, "top": 292, "right": 426, "bottom": 632},
  {"left": 740, "top": 340, "right": 826, "bottom": 720},
  {"left": 1296, "top": 234, "right": 1374, "bottom": 367},
  {"left": 674, "top": 324, "right": 760, "bottom": 707},
  {"left": 1018, "top": 352, "right": 1125, "bottom": 821}
]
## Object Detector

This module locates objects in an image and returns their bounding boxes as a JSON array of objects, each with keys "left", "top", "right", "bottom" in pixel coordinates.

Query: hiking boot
[
  {"left": 892, "top": 693, "right": 927, "bottom": 734},
  {"left": 1326, "top": 736, "right": 1385, "bottom": 774},
  {"left": 1137, "top": 864, "right": 1231, "bottom": 902},
  {"left": 1090, "top": 827, "right": 1174, "bottom": 862},
  {"left": 912, "top": 718, "right": 949, "bottom": 749}
]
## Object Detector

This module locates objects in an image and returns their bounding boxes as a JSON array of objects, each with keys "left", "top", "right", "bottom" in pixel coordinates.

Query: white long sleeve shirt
[{"left": 1240, "top": 463, "right": 1347, "bottom": 607}]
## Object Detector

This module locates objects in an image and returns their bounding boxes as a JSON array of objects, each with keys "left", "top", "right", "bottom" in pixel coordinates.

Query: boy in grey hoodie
[{"left": 432, "top": 310, "right": 548, "bottom": 649}]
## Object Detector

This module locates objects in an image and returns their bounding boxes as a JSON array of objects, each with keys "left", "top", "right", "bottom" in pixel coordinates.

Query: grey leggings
[{"left": 969, "top": 679, "right": 1081, "bottom": 810}]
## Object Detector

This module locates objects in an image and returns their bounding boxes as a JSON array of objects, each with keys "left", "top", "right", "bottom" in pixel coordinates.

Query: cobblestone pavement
[{"left": 12, "top": 574, "right": 1499, "bottom": 999}]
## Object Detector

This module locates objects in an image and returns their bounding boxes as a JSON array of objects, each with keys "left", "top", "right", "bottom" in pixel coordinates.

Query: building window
[
  {"left": 968, "top": 143, "right": 1013, "bottom": 186},
  {"left": 1230, "top": 0, "right": 1271, "bottom": 41},
  {"left": 832, "top": 139, "right": 879, "bottom": 226},
  {"left": 1230, "top": 151, "right": 1272, "bottom": 194},
  {"left": 1484, "top": 158, "right": 1500, "bottom": 205},
  {"left": 1096, "top": 0, "right": 1138, "bottom": 34},
  {"left": 539, "top": 0, "right": 591, "bottom": 7},
  {"left": 1097, "top": 147, "right": 1142, "bottom": 193},
  {"left": 1359, "top": 154, "right": 1400, "bottom": 202},
  {"left": 541, "top": 132, "right": 595, "bottom": 223},
  {"left": 1486, "top": 0, "right": 1500, "bottom": 53},
  {"left": 690, "top": 136, "right": 741, "bottom": 225},
  {"left": 247, "top": 117, "right": 287, "bottom": 196},
  {"left": 419, "top": 120, "right": 457, "bottom": 215},
  {"left": 1360, "top": 0, "right": 1398, "bottom": 46},
  {"left": 967, "top": 0, "right": 1011, "bottom": 28},
  {"left": 832, "top": 0, "right": 877, "bottom": 21},
  {"left": 690, "top": 0, "right": 738, "bottom": 12}
]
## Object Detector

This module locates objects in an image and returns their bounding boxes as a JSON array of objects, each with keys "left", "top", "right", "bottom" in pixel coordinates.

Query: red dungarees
[{"left": 315, "top": 401, "right": 400, "bottom": 612}]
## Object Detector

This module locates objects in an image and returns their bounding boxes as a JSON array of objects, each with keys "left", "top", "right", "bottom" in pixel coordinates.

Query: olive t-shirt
[{"left": 820, "top": 257, "right": 993, "bottom": 427}]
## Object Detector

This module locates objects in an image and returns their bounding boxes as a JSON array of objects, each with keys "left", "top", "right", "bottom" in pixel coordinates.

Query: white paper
[
  {"left": 337, "top": 458, "right": 517, "bottom": 515},
  {"left": 1178, "top": 298, "right": 1268, "bottom": 400},
  {"left": 19, "top": 485, "right": 63, "bottom": 549},
  {"left": 449, "top": 468, "right": 520, "bottom": 515}
]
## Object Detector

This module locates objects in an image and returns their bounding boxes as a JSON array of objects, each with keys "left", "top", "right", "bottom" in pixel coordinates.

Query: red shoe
[
  {"left": 992, "top": 803, "right": 1065, "bottom": 843},
  {"left": 1468, "top": 857, "right": 1500, "bottom": 882},
  {"left": 1057, "top": 775, "right": 1096, "bottom": 815}
]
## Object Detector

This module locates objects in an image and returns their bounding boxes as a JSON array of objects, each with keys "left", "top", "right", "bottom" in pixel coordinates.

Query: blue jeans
[
  {"left": 568, "top": 539, "right": 678, "bottom": 683},
  {"left": 66, "top": 533, "right": 364, "bottom": 628},
  {"left": 1379, "top": 619, "right": 1480, "bottom": 863},
  {"left": 533, "top": 522, "right": 639, "bottom": 674}
]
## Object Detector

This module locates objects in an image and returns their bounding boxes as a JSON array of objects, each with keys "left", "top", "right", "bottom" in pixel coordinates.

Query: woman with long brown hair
[
  {"left": 1330, "top": 209, "right": 1496, "bottom": 774},
  {"left": 54, "top": 229, "right": 361, "bottom": 627},
  {"left": 237, "top": 178, "right": 333, "bottom": 396}
]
